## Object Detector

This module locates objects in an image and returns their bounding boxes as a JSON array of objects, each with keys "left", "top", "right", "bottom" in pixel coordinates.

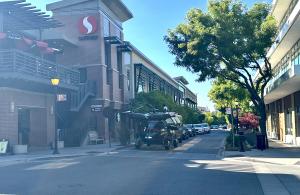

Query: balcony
[
  {"left": 0, "top": 49, "right": 80, "bottom": 91},
  {"left": 267, "top": 0, "right": 300, "bottom": 66},
  {"left": 264, "top": 63, "right": 300, "bottom": 104}
]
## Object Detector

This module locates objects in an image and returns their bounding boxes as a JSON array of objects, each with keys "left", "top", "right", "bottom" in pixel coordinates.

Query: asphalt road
[{"left": 0, "top": 130, "right": 264, "bottom": 195}]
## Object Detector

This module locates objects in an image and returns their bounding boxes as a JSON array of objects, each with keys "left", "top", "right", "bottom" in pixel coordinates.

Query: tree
[
  {"left": 208, "top": 77, "right": 253, "bottom": 112},
  {"left": 165, "top": 0, "right": 277, "bottom": 142},
  {"left": 130, "top": 91, "right": 202, "bottom": 124}
]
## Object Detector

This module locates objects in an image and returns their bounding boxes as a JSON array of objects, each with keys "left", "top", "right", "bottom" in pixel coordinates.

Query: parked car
[
  {"left": 211, "top": 125, "right": 219, "bottom": 130},
  {"left": 193, "top": 124, "right": 205, "bottom": 134},
  {"left": 134, "top": 112, "right": 180, "bottom": 150},
  {"left": 202, "top": 123, "right": 211, "bottom": 133},
  {"left": 183, "top": 124, "right": 196, "bottom": 137}
]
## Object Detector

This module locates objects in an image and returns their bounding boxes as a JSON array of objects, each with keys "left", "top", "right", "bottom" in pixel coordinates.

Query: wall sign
[
  {"left": 78, "top": 16, "right": 98, "bottom": 35},
  {"left": 91, "top": 105, "right": 102, "bottom": 112},
  {"left": 0, "top": 139, "right": 8, "bottom": 154}
]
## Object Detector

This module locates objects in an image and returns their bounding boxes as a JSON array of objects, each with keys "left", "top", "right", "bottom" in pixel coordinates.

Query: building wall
[{"left": 0, "top": 88, "right": 55, "bottom": 146}]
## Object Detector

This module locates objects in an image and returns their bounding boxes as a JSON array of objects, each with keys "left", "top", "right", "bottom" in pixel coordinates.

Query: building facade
[
  {"left": 0, "top": 0, "right": 198, "bottom": 150},
  {"left": 45, "top": 0, "right": 133, "bottom": 145},
  {"left": 131, "top": 46, "right": 197, "bottom": 109},
  {"left": 0, "top": 1, "right": 80, "bottom": 148},
  {"left": 265, "top": 0, "right": 300, "bottom": 145}
]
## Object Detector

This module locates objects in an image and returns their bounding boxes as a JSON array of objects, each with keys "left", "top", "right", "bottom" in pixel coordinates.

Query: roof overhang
[
  {"left": 264, "top": 66, "right": 300, "bottom": 104},
  {"left": 0, "top": 0, "right": 62, "bottom": 31},
  {"left": 174, "top": 76, "right": 189, "bottom": 85},
  {"left": 268, "top": 6, "right": 300, "bottom": 67},
  {"left": 102, "top": 0, "right": 133, "bottom": 22},
  {"left": 271, "top": 0, "right": 292, "bottom": 25}
]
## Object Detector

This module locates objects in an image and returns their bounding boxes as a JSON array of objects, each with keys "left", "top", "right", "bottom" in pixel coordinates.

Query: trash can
[
  {"left": 238, "top": 131, "right": 245, "bottom": 152},
  {"left": 256, "top": 133, "right": 266, "bottom": 150}
]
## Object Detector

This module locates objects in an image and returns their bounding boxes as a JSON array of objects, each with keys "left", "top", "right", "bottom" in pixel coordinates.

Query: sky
[{"left": 31, "top": 0, "right": 271, "bottom": 111}]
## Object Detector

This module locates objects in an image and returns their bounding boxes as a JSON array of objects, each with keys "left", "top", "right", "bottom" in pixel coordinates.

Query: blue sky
[{"left": 32, "top": 0, "right": 271, "bottom": 111}]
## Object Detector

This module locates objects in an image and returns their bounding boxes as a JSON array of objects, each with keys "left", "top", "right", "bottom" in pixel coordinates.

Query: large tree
[
  {"left": 165, "top": 0, "right": 277, "bottom": 142},
  {"left": 208, "top": 78, "right": 253, "bottom": 113}
]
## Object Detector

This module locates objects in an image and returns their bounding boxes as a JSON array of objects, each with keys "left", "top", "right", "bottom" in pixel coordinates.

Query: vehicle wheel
[
  {"left": 135, "top": 138, "right": 143, "bottom": 149},
  {"left": 178, "top": 138, "right": 182, "bottom": 143}
]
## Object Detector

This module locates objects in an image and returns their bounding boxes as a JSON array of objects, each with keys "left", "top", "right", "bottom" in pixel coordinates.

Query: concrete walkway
[
  {"left": 0, "top": 143, "right": 131, "bottom": 166},
  {"left": 223, "top": 140, "right": 300, "bottom": 195}
]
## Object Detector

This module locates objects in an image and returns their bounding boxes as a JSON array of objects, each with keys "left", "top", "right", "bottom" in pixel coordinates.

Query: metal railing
[
  {"left": 70, "top": 80, "right": 96, "bottom": 111},
  {"left": 0, "top": 49, "right": 80, "bottom": 87}
]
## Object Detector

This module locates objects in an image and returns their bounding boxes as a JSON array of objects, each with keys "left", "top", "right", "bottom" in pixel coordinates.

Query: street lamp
[{"left": 51, "top": 78, "right": 60, "bottom": 154}]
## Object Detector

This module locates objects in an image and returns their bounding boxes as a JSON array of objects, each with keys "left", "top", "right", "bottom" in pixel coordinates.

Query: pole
[
  {"left": 230, "top": 105, "right": 235, "bottom": 148},
  {"left": 53, "top": 86, "right": 59, "bottom": 154},
  {"left": 236, "top": 105, "right": 239, "bottom": 133}
]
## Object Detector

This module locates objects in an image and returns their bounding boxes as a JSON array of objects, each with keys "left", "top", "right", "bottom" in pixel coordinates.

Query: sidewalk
[
  {"left": 0, "top": 143, "right": 132, "bottom": 166},
  {"left": 224, "top": 139, "right": 300, "bottom": 166}
]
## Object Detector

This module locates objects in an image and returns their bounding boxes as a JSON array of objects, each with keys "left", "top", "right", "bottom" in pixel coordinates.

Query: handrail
[
  {"left": 0, "top": 49, "right": 80, "bottom": 86},
  {"left": 70, "top": 80, "right": 96, "bottom": 111}
]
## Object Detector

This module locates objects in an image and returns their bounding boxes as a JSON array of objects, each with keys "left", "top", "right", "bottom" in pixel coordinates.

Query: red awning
[
  {"left": 36, "top": 41, "right": 48, "bottom": 48},
  {"left": 23, "top": 37, "right": 33, "bottom": 45},
  {"left": 0, "top": 32, "right": 7, "bottom": 39}
]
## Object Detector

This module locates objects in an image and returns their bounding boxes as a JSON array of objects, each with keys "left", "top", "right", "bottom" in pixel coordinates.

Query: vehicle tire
[
  {"left": 135, "top": 138, "right": 143, "bottom": 149},
  {"left": 179, "top": 138, "right": 182, "bottom": 143}
]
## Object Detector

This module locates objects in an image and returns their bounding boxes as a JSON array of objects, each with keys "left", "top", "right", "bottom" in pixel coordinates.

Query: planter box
[
  {"left": 58, "top": 141, "right": 64, "bottom": 149},
  {"left": 13, "top": 145, "right": 28, "bottom": 154}
]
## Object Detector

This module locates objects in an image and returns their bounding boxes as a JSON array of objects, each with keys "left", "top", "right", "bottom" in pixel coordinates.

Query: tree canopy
[
  {"left": 165, "top": 0, "right": 277, "bottom": 136},
  {"left": 208, "top": 78, "right": 253, "bottom": 112},
  {"left": 130, "top": 91, "right": 204, "bottom": 124}
]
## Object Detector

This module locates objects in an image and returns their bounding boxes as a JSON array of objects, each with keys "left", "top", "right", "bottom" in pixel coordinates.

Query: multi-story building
[
  {"left": 265, "top": 0, "right": 300, "bottom": 145},
  {"left": 0, "top": 0, "right": 133, "bottom": 149},
  {"left": 0, "top": 1, "right": 80, "bottom": 149},
  {"left": 174, "top": 76, "right": 197, "bottom": 109},
  {"left": 0, "top": 0, "right": 198, "bottom": 151},
  {"left": 45, "top": 0, "right": 133, "bottom": 145},
  {"left": 130, "top": 46, "right": 197, "bottom": 109}
]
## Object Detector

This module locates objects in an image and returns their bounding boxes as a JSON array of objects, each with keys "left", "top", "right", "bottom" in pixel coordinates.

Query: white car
[
  {"left": 202, "top": 123, "right": 211, "bottom": 133},
  {"left": 193, "top": 124, "right": 205, "bottom": 134}
]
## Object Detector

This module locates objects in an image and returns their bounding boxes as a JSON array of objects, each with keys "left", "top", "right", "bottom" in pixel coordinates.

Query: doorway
[{"left": 18, "top": 108, "right": 30, "bottom": 145}]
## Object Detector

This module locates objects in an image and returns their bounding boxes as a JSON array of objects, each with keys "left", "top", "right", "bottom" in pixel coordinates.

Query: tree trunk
[{"left": 257, "top": 101, "right": 269, "bottom": 148}]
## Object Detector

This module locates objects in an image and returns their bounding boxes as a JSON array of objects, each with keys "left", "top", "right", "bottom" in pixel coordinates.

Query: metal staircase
[{"left": 70, "top": 80, "right": 96, "bottom": 112}]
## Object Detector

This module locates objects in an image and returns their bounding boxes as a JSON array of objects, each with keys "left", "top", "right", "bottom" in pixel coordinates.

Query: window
[
  {"left": 103, "top": 17, "right": 110, "bottom": 37},
  {"left": 124, "top": 52, "right": 131, "bottom": 65}
]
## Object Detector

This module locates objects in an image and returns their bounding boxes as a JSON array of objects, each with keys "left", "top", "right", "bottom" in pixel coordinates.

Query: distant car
[
  {"left": 183, "top": 124, "right": 196, "bottom": 137},
  {"left": 211, "top": 125, "right": 219, "bottom": 130},
  {"left": 220, "top": 124, "right": 227, "bottom": 130},
  {"left": 193, "top": 124, "right": 205, "bottom": 134},
  {"left": 202, "top": 123, "right": 211, "bottom": 133}
]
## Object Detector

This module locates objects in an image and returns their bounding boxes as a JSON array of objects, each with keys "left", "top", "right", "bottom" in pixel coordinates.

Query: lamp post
[{"left": 51, "top": 78, "right": 60, "bottom": 154}]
